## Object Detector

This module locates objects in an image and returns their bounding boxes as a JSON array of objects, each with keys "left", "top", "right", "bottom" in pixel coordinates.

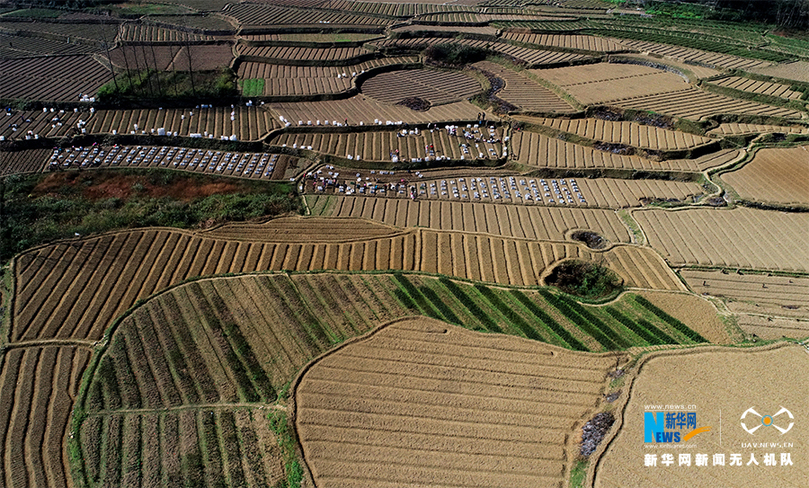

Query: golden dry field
[
  {"left": 296, "top": 317, "right": 625, "bottom": 488},
  {"left": 721, "top": 146, "right": 809, "bottom": 205},
  {"left": 594, "top": 344, "right": 809, "bottom": 488}
]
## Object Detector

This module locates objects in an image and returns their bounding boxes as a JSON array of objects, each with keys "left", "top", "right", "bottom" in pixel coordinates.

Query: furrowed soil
[
  {"left": 721, "top": 146, "right": 809, "bottom": 206},
  {"left": 295, "top": 317, "right": 626, "bottom": 488},
  {"left": 593, "top": 344, "right": 809, "bottom": 488}
]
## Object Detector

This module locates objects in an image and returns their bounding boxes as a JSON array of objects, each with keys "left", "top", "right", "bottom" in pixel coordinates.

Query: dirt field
[
  {"left": 317, "top": 195, "right": 633, "bottom": 242},
  {"left": 635, "top": 207, "right": 809, "bottom": 272},
  {"left": 614, "top": 87, "right": 804, "bottom": 121},
  {"left": 682, "top": 269, "right": 809, "bottom": 320},
  {"left": 473, "top": 61, "right": 576, "bottom": 113},
  {"left": 613, "top": 39, "right": 774, "bottom": 71},
  {"left": 296, "top": 317, "right": 625, "bottom": 488},
  {"left": 0, "top": 55, "right": 111, "bottom": 102},
  {"left": 707, "top": 123, "right": 809, "bottom": 136},
  {"left": 236, "top": 56, "right": 417, "bottom": 97},
  {"left": 511, "top": 130, "right": 735, "bottom": 172},
  {"left": 361, "top": 68, "right": 482, "bottom": 105},
  {"left": 237, "top": 44, "right": 368, "bottom": 62},
  {"left": 269, "top": 96, "right": 483, "bottom": 126},
  {"left": 531, "top": 63, "right": 690, "bottom": 105},
  {"left": 521, "top": 117, "right": 713, "bottom": 150},
  {"left": 502, "top": 32, "right": 626, "bottom": 52},
  {"left": 270, "top": 126, "right": 503, "bottom": 162},
  {"left": 721, "top": 146, "right": 809, "bottom": 205},
  {"left": 593, "top": 344, "right": 809, "bottom": 487},
  {"left": 711, "top": 76, "right": 804, "bottom": 100},
  {"left": 636, "top": 290, "right": 731, "bottom": 344},
  {"left": 750, "top": 61, "right": 809, "bottom": 83},
  {"left": 611, "top": 54, "right": 721, "bottom": 81}
]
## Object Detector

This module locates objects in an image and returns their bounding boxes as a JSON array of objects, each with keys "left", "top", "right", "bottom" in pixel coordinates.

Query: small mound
[
  {"left": 396, "top": 97, "right": 431, "bottom": 111},
  {"left": 571, "top": 230, "right": 607, "bottom": 250},
  {"left": 545, "top": 260, "right": 623, "bottom": 299}
]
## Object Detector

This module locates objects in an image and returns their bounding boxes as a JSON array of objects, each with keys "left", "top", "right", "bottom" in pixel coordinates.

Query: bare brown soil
[{"left": 722, "top": 146, "right": 809, "bottom": 206}]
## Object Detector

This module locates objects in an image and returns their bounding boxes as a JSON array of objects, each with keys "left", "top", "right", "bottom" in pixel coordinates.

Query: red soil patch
[{"left": 33, "top": 172, "right": 240, "bottom": 201}]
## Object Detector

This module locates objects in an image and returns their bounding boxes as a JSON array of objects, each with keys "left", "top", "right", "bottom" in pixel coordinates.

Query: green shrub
[{"left": 545, "top": 260, "right": 622, "bottom": 300}]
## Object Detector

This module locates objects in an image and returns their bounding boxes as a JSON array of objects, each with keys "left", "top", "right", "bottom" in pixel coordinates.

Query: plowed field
[
  {"left": 361, "top": 69, "right": 483, "bottom": 105},
  {"left": 682, "top": 269, "right": 809, "bottom": 320},
  {"left": 636, "top": 207, "right": 809, "bottom": 272},
  {"left": 296, "top": 317, "right": 624, "bottom": 488},
  {"left": 236, "top": 57, "right": 417, "bottom": 97},
  {"left": 750, "top": 61, "right": 809, "bottom": 83},
  {"left": 0, "top": 345, "right": 91, "bottom": 488},
  {"left": 735, "top": 314, "right": 809, "bottom": 340},
  {"left": 502, "top": 32, "right": 625, "bottom": 52},
  {"left": 317, "top": 195, "right": 632, "bottom": 242},
  {"left": 521, "top": 117, "right": 713, "bottom": 150},
  {"left": 269, "top": 96, "right": 482, "bottom": 126},
  {"left": 0, "top": 55, "right": 111, "bottom": 102},
  {"left": 594, "top": 344, "right": 809, "bottom": 488},
  {"left": 473, "top": 61, "right": 576, "bottom": 113},
  {"left": 615, "top": 87, "right": 803, "bottom": 121},
  {"left": 711, "top": 76, "right": 804, "bottom": 100},
  {"left": 613, "top": 39, "right": 774, "bottom": 71},
  {"left": 512, "top": 130, "right": 733, "bottom": 172},
  {"left": 0, "top": 149, "right": 50, "bottom": 176},
  {"left": 270, "top": 127, "right": 503, "bottom": 162},
  {"left": 237, "top": 44, "right": 368, "bottom": 63},
  {"left": 708, "top": 123, "right": 809, "bottom": 136},
  {"left": 721, "top": 146, "right": 809, "bottom": 205},
  {"left": 532, "top": 63, "right": 689, "bottom": 105}
]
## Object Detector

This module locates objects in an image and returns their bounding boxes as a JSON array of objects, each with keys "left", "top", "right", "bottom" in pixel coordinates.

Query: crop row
[
  {"left": 473, "top": 60, "right": 576, "bottom": 113},
  {"left": 324, "top": 0, "right": 465, "bottom": 17},
  {"left": 501, "top": 32, "right": 625, "bottom": 53},
  {"left": 118, "top": 22, "right": 221, "bottom": 43},
  {"left": 711, "top": 76, "right": 803, "bottom": 101},
  {"left": 361, "top": 68, "right": 482, "bottom": 105},
  {"left": 634, "top": 296, "right": 707, "bottom": 343},
  {"left": 223, "top": 3, "right": 391, "bottom": 27},
  {"left": 595, "top": 31, "right": 786, "bottom": 65},
  {"left": 0, "top": 31, "right": 100, "bottom": 58},
  {"left": 0, "top": 55, "right": 112, "bottom": 102},
  {"left": 80, "top": 409, "right": 283, "bottom": 488},
  {"left": 237, "top": 44, "right": 368, "bottom": 62}
]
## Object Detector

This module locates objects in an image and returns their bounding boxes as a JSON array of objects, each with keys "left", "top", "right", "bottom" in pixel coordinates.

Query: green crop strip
[
  {"left": 439, "top": 278, "right": 503, "bottom": 334},
  {"left": 539, "top": 290, "right": 618, "bottom": 350},
  {"left": 239, "top": 78, "right": 265, "bottom": 97},
  {"left": 510, "top": 290, "right": 588, "bottom": 351},
  {"left": 393, "top": 273, "right": 445, "bottom": 321},
  {"left": 475, "top": 285, "right": 546, "bottom": 342},
  {"left": 635, "top": 296, "right": 708, "bottom": 343},
  {"left": 605, "top": 307, "right": 660, "bottom": 346}
]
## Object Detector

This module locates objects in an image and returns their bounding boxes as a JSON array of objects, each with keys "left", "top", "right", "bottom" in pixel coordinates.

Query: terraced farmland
[
  {"left": 223, "top": 3, "right": 391, "bottom": 27},
  {"left": 511, "top": 130, "right": 738, "bottom": 172},
  {"left": 118, "top": 22, "right": 224, "bottom": 42},
  {"left": 236, "top": 44, "right": 370, "bottom": 63},
  {"left": 615, "top": 87, "right": 804, "bottom": 121},
  {"left": 46, "top": 144, "right": 301, "bottom": 181},
  {"left": 750, "top": 61, "right": 809, "bottom": 83},
  {"left": 532, "top": 63, "right": 690, "bottom": 106},
  {"left": 473, "top": 61, "right": 576, "bottom": 113},
  {"left": 636, "top": 207, "right": 809, "bottom": 272},
  {"left": 520, "top": 117, "right": 713, "bottom": 150},
  {"left": 0, "top": 149, "right": 50, "bottom": 176},
  {"left": 682, "top": 269, "right": 809, "bottom": 320},
  {"left": 710, "top": 76, "right": 804, "bottom": 100},
  {"left": 295, "top": 317, "right": 624, "bottom": 488},
  {"left": 315, "top": 195, "right": 632, "bottom": 242},
  {"left": 269, "top": 96, "right": 482, "bottom": 126},
  {"left": 0, "top": 32, "right": 101, "bottom": 58},
  {"left": 0, "top": 55, "right": 111, "bottom": 102},
  {"left": 721, "top": 146, "right": 809, "bottom": 205},
  {"left": 501, "top": 32, "right": 626, "bottom": 52},
  {"left": 707, "top": 122, "right": 809, "bottom": 136},
  {"left": 361, "top": 68, "right": 483, "bottom": 105},
  {"left": 610, "top": 39, "right": 775, "bottom": 70},
  {"left": 373, "top": 37, "right": 592, "bottom": 66},
  {"left": 236, "top": 56, "right": 417, "bottom": 97},
  {"left": 270, "top": 126, "right": 503, "bottom": 162}
]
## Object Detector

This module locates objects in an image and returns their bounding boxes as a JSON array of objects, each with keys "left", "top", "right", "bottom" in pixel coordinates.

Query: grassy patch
[
  {"left": 569, "top": 459, "right": 588, "bottom": 488},
  {"left": 97, "top": 68, "right": 238, "bottom": 104},
  {"left": 268, "top": 410, "right": 303, "bottom": 488},
  {"left": 0, "top": 169, "right": 299, "bottom": 264},
  {"left": 238, "top": 78, "right": 265, "bottom": 97}
]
